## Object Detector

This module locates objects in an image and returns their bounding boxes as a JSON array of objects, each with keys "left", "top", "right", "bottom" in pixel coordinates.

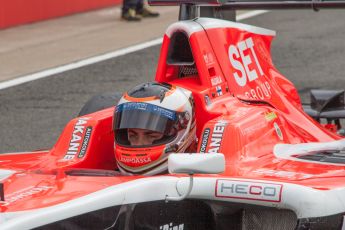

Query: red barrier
[{"left": 0, "top": 0, "right": 122, "bottom": 29}]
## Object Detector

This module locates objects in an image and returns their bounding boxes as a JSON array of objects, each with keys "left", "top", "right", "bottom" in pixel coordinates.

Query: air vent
[
  {"left": 297, "top": 150, "right": 345, "bottom": 163},
  {"left": 167, "top": 32, "right": 194, "bottom": 66}
]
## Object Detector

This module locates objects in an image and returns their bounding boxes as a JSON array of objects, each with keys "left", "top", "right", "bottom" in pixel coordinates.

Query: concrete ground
[{"left": 0, "top": 5, "right": 179, "bottom": 82}]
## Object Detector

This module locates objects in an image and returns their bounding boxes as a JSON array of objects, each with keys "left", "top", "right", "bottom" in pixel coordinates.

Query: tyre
[{"left": 78, "top": 92, "right": 122, "bottom": 116}]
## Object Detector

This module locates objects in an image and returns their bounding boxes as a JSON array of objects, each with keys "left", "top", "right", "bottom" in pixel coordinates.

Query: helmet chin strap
[
  {"left": 117, "top": 160, "right": 169, "bottom": 176},
  {"left": 143, "top": 162, "right": 168, "bottom": 176}
]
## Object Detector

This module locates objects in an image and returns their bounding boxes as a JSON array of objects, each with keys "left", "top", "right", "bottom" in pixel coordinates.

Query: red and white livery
[{"left": 0, "top": 4, "right": 345, "bottom": 229}]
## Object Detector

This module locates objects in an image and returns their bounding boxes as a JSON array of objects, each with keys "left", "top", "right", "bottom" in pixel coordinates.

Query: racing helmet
[{"left": 113, "top": 82, "right": 195, "bottom": 175}]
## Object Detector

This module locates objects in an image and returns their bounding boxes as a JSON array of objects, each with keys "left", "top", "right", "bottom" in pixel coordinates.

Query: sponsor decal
[
  {"left": 243, "top": 81, "right": 272, "bottom": 100},
  {"left": 78, "top": 127, "right": 92, "bottom": 158},
  {"left": 229, "top": 37, "right": 263, "bottom": 87},
  {"left": 252, "top": 169, "right": 313, "bottom": 180},
  {"left": 203, "top": 52, "right": 215, "bottom": 65},
  {"left": 215, "top": 179, "right": 282, "bottom": 202},
  {"left": 119, "top": 155, "right": 152, "bottom": 164},
  {"left": 208, "top": 120, "right": 228, "bottom": 153},
  {"left": 199, "top": 128, "right": 210, "bottom": 153},
  {"left": 0, "top": 185, "right": 54, "bottom": 206},
  {"left": 117, "top": 103, "right": 176, "bottom": 121},
  {"left": 265, "top": 112, "right": 277, "bottom": 122},
  {"left": 204, "top": 94, "right": 211, "bottom": 106},
  {"left": 159, "top": 223, "right": 184, "bottom": 230},
  {"left": 211, "top": 76, "right": 222, "bottom": 86},
  {"left": 228, "top": 37, "right": 272, "bottom": 100},
  {"left": 63, "top": 117, "right": 90, "bottom": 160},
  {"left": 216, "top": 85, "right": 223, "bottom": 96},
  {"left": 273, "top": 122, "right": 283, "bottom": 140}
]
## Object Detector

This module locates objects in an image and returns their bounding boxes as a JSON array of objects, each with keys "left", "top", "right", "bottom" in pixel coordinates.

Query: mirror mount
[
  {"left": 165, "top": 153, "right": 225, "bottom": 202},
  {"left": 165, "top": 174, "right": 194, "bottom": 202}
]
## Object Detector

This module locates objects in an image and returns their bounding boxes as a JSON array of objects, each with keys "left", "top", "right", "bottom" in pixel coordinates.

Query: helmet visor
[{"left": 114, "top": 102, "right": 178, "bottom": 137}]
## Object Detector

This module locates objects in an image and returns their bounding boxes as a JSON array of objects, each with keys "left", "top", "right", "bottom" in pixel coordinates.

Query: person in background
[
  {"left": 113, "top": 82, "right": 197, "bottom": 175},
  {"left": 122, "top": 0, "right": 160, "bottom": 21}
]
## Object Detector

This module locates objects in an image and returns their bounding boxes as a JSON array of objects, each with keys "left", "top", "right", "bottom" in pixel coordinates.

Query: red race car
[{"left": 1, "top": 1, "right": 345, "bottom": 229}]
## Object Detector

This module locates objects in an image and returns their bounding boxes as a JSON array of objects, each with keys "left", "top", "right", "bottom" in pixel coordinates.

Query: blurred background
[{"left": 0, "top": 1, "right": 345, "bottom": 152}]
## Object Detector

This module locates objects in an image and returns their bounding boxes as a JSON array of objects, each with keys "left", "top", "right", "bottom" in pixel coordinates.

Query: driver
[{"left": 113, "top": 82, "right": 196, "bottom": 175}]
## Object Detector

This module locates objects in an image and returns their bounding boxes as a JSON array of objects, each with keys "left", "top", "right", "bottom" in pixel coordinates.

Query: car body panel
[{"left": 1, "top": 17, "right": 345, "bottom": 229}]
